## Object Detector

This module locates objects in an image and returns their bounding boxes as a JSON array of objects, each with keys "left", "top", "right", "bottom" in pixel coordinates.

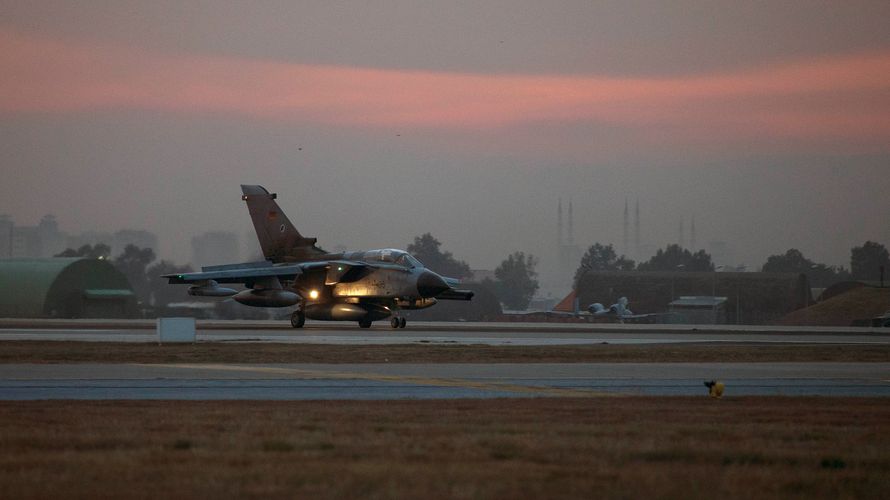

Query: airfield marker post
[{"left": 157, "top": 317, "right": 196, "bottom": 344}]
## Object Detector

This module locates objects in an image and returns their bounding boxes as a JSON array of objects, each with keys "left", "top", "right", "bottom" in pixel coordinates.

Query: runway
[
  {"left": 1, "top": 320, "right": 888, "bottom": 345},
  {"left": 2, "top": 320, "right": 887, "bottom": 399},
  {"left": 1, "top": 362, "right": 888, "bottom": 399}
]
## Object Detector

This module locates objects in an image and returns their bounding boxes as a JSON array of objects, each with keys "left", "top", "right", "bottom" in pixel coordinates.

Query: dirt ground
[
  {"left": 1, "top": 340, "right": 889, "bottom": 364},
  {"left": 0, "top": 398, "right": 887, "bottom": 499}
]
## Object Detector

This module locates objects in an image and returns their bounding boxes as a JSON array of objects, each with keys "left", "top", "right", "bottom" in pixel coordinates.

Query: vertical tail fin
[{"left": 240, "top": 185, "right": 322, "bottom": 261}]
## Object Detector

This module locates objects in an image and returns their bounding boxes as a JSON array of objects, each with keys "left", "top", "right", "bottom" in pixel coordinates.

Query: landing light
[{"left": 309, "top": 289, "right": 319, "bottom": 300}]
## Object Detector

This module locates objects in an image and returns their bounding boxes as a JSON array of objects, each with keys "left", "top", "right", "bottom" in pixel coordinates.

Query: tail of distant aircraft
[
  {"left": 240, "top": 185, "right": 324, "bottom": 262},
  {"left": 588, "top": 297, "right": 633, "bottom": 317}
]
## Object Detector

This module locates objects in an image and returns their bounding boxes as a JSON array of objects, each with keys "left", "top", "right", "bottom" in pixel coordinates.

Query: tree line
[
  {"left": 55, "top": 236, "right": 888, "bottom": 314},
  {"left": 573, "top": 240, "right": 889, "bottom": 289}
]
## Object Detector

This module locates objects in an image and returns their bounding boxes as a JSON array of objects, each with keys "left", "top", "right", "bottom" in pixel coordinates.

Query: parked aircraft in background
[
  {"left": 588, "top": 297, "right": 660, "bottom": 323},
  {"left": 165, "top": 185, "right": 473, "bottom": 329}
]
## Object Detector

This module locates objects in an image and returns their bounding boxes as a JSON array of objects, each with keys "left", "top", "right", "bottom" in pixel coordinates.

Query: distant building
[
  {"left": 527, "top": 296, "right": 558, "bottom": 312},
  {"left": 192, "top": 231, "right": 239, "bottom": 268},
  {"left": 8, "top": 215, "right": 65, "bottom": 258},
  {"left": 11, "top": 226, "right": 41, "bottom": 258},
  {"left": 36, "top": 215, "right": 66, "bottom": 257},
  {"left": 669, "top": 296, "right": 728, "bottom": 324},
  {"left": 112, "top": 230, "right": 158, "bottom": 254},
  {"left": 3, "top": 216, "right": 157, "bottom": 259},
  {"left": 0, "top": 216, "right": 13, "bottom": 258}
]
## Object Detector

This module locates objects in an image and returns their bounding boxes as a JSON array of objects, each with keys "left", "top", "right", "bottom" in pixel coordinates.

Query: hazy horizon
[{"left": 3, "top": 1, "right": 889, "bottom": 282}]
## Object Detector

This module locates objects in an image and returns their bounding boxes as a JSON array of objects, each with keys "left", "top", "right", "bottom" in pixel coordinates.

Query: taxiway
[
  {"left": 0, "top": 320, "right": 888, "bottom": 345},
  {"left": 1, "top": 362, "right": 888, "bottom": 399}
]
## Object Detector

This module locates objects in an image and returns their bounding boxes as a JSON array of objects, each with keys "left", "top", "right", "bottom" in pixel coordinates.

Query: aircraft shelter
[{"left": 0, "top": 258, "right": 136, "bottom": 318}]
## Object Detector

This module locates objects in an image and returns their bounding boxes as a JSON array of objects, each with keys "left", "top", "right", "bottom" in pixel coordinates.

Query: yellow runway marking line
[{"left": 146, "top": 363, "right": 622, "bottom": 398}]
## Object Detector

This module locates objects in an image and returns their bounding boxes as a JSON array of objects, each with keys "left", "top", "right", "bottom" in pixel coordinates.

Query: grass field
[
  {"left": 1, "top": 340, "right": 888, "bottom": 364},
  {"left": 1, "top": 398, "right": 888, "bottom": 499}
]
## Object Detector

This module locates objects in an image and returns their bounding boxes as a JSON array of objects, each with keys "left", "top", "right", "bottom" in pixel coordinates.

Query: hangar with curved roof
[{"left": 0, "top": 258, "right": 136, "bottom": 318}]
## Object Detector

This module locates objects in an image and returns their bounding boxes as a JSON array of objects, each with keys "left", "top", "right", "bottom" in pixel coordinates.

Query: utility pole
[{"left": 736, "top": 286, "right": 740, "bottom": 325}]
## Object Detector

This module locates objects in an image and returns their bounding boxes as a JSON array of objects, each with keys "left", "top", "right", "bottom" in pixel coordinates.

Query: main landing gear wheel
[
  {"left": 399, "top": 317, "right": 407, "bottom": 328},
  {"left": 358, "top": 318, "right": 373, "bottom": 328},
  {"left": 290, "top": 311, "right": 305, "bottom": 328},
  {"left": 390, "top": 317, "right": 400, "bottom": 329}
]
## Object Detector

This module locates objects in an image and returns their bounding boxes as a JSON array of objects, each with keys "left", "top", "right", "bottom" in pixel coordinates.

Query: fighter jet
[
  {"left": 588, "top": 297, "right": 634, "bottom": 318},
  {"left": 588, "top": 297, "right": 660, "bottom": 323},
  {"left": 164, "top": 185, "right": 473, "bottom": 329}
]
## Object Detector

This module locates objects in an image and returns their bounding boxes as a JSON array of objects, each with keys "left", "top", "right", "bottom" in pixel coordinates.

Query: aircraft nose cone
[{"left": 417, "top": 271, "right": 450, "bottom": 298}]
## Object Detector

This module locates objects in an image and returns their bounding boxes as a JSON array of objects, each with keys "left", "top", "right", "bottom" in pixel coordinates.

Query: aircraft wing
[
  {"left": 164, "top": 264, "right": 305, "bottom": 284},
  {"left": 614, "top": 312, "right": 669, "bottom": 324},
  {"left": 164, "top": 259, "right": 372, "bottom": 285}
]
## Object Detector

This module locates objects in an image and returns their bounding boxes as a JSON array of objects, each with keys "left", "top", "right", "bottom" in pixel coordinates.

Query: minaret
[
  {"left": 634, "top": 199, "right": 640, "bottom": 260},
  {"left": 622, "top": 198, "right": 629, "bottom": 256},
  {"left": 679, "top": 217, "right": 685, "bottom": 248},
  {"left": 557, "top": 198, "right": 563, "bottom": 246},
  {"left": 690, "top": 215, "right": 697, "bottom": 251},
  {"left": 568, "top": 200, "right": 574, "bottom": 246}
]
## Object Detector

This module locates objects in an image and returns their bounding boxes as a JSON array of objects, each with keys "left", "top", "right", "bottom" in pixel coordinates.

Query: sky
[{"left": 2, "top": 1, "right": 889, "bottom": 291}]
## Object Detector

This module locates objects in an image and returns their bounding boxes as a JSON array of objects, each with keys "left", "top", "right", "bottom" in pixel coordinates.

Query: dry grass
[
  {"left": 0, "top": 398, "right": 888, "bottom": 499},
  {"left": 0, "top": 340, "right": 888, "bottom": 364}
]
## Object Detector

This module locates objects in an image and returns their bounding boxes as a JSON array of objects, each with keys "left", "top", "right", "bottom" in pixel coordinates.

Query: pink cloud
[{"left": 1, "top": 30, "right": 889, "bottom": 149}]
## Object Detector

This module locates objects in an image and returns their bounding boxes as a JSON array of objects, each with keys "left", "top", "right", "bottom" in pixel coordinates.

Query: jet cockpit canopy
[{"left": 361, "top": 249, "right": 424, "bottom": 269}]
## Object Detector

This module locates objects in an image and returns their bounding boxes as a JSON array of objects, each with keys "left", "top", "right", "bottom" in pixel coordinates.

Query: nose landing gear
[
  {"left": 390, "top": 316, "right": 407, "bottom": 329},
  {"left": 290, "top": 310, "right": 305, "bottom": 328}
]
